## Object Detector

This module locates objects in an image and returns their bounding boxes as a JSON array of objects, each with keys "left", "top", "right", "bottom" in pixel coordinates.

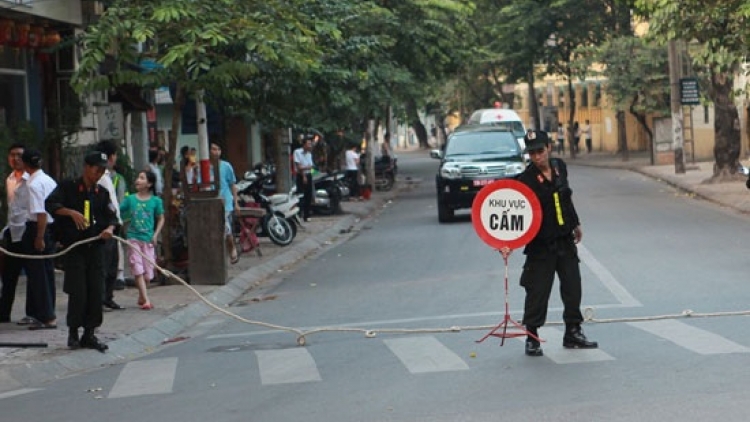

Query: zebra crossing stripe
[
  {"left": 108, "top": 358, "right": 178, "bottom": 398},
  {"left": 384, "top": 336, "right": 469, "bottom": 373},
  {"left": 255, "top": 348, "right": 321, "bottom": 385},
  {"left": 627, "top": 320, "right": 750, "bottom": 355},
  {"left": 0, "top": 388, "right": 42, "bottom": 400}
]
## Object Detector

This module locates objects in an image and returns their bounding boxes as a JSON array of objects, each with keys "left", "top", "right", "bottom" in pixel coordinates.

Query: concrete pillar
[{"left": 186, "top": 197, "right": 227, "bottom": 285}]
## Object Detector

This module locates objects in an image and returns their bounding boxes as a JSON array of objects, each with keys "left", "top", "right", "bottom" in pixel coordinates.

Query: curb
[{"left": 0, "top": 209, "right": 366, "bottom": 392}]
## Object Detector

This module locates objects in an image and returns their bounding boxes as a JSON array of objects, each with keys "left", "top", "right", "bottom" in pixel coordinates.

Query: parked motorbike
[
  {"left": 292, "top": 171, "right": 348, "bottom": 216},
  {"left": 362, "top": 154, "right": 397, "bottom": 191},
  {"left": 236, "top": 169, "right": 296, "bottom": 246}
]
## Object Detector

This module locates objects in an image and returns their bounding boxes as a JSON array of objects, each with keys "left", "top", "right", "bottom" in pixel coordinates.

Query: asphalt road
[{"left": 5, "top": 153, "right": 750, "bottom": 422}]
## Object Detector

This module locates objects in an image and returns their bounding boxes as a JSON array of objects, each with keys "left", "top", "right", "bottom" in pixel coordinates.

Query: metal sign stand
[{"left": 476, "top": 251, "right": 543, "bottom": 346}]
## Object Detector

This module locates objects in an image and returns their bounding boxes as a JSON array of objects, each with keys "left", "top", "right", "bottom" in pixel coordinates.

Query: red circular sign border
[{"left": 471, "top": 179, "right": 542, "bottom": 250}]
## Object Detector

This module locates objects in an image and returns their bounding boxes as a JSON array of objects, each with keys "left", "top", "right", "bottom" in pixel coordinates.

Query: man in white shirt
[
  {"left": 21, "top": 149, "right": 58, "bottom": 329},
  {"left": 148, "top": 149, "right": 164, "bottom": 196},
  {"left": 95, "top": 141, "right": 123, "bottom": 310},
  {"left": 293, "top": 138, "right": 314, "bottom": 222},
  {"left": 0, "top": 144, "right": 32, "bottom": 324},
  {"left": 344, "top": 143, "right": 361, "bottom": 199}
]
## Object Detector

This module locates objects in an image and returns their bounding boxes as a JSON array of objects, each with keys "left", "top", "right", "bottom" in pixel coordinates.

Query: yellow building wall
[{"left": 512, "top": 80, "right": 720, "bottom": 162}]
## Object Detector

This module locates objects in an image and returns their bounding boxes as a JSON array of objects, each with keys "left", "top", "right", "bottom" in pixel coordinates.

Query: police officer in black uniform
[
  {"left": 505, "top": 130, "right": 598, "bottom": 357},
  {"left": 45, "top": 151, "right": 119, "bottom": 352}
]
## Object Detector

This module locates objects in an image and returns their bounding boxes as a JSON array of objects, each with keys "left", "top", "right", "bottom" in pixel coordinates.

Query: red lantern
[
  {"left": 14, "top": 23, "right": 30, "bottom": 48},
  {"left": 0, "top": 19, "right": 14, "bottom": 46},
  {"left": 44, "top": 29, "right": 61, "bottom": 48},
  {"left": 28, "top": 26, "right": 44, "bottom": 49}
]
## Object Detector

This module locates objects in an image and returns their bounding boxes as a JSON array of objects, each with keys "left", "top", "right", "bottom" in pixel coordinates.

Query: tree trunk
[
  {"left": 619, "top": 109, "right": 629, "bottom": 162},
  {"left": 710, "top": 71, "right": 741, "bottom": 181},
  {"left": 528, "top": 69, "right": 540, "bottom": 130},
  {"left": 162, "top": 84, "right": 185, "bottom": 266},
  {"left": 566, "top": 75, "right": 577, "bottom": 159},
  {"left": 406, "top": 98, "right": 429, "bottom": 148}
]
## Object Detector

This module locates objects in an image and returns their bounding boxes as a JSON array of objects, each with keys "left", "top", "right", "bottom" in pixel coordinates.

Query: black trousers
[
  {"left": 22, "top": 222, "right": 56, "bottom": 323},
  {"left": 64, "top": 243, "right": 105, "bottom": 330},
  {"left": 102, "top": 238, "right": 118, "bottom": 302},
  {"left": 0, "top": 232, "right": 30, "bottom": 321},
  {"left": 296, "top": 173, "right": 314, "bottom": 220},
  {"left": 520, "top": 239, "right": 584, "bottom": 329},
  {"left": 345, "top": 169, "right": 360, "bottom": 197},
  {"left": 585, "top": 138, "right": 592, "bottom": 153}
]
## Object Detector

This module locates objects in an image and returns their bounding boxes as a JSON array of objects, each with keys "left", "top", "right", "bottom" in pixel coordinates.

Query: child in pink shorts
[{"left": 120, "top": 171, "right": 164, "bottom": 310}]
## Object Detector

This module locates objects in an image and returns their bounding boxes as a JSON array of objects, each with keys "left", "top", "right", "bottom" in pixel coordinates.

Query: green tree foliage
[
  {"left": 637, "top": 0, "right": 745, "bottom": 179},
  {"left": 72, "top": 0, "right": 325, "bottom": 263},
  {"left": 578, "top": 37, "right": 669, "bottom": 149}
]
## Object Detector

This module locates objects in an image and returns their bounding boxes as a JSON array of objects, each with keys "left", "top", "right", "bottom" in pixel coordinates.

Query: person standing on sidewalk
[
  {"left": 21, "top": 149, "right": 59, "bottom": 330},
  {"left": 0, "top": 143, "right": 32, "bottom": 324},
  {"left": 501, "top": 130, "right": 597, "bottom": 357},
  {"left": 95, "top": 140, "right": 123, "bottom": 311},
  {"left": 45, "top": 151, "right": 119, "bottom": 352},
  {"left": 583, "top": 119, "right": 593, "bottom": 154},
  {"left": 209, "top": 142, "right": 240, "bottom": 265},
  {"left": 344, "top": 143, "right": 361, "bottom": 200},
  {"left": 294, "top": 138, "right": 314, "bottom": 222}
]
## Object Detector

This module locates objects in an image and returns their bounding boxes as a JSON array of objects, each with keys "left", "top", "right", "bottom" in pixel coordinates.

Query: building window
[
  {"left": 581, "top": 85, "right": 589, "bottom": 108},
  {"left": 558, "top": 87, "right": 565, "bottom": 108},
  {"left": 0, "top": 48, "right": 28, "bottom": 127},
  {"left": 594, "top": 84, "right": 602, "bottom": 107}
]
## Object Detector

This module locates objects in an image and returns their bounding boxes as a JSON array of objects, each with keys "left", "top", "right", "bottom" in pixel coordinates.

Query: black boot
[
  {"left": 80, "top": 329, "right": 108, "bottom": 353},
  {"left": 525, "top": 327, "right": 543, "bottom": 357},
  {"left": 68, "top": 328, "right": 80, "bottom": 350},
  {"left": 563, "top": 325, "right": 598, "bottom": 349}
]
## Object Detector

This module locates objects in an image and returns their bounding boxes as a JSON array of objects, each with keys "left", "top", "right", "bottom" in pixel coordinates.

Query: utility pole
[{"left": 668, "top": 40, "right": 686, "bottom": 174}]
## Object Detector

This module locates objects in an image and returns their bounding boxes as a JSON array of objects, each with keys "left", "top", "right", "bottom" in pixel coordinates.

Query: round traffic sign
[{"left": 471, "top": 179, "right": 542, "bottom": 250}]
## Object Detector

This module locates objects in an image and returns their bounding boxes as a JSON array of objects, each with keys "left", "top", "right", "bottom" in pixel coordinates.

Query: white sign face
[
  {"left": 97, "top": 103, "right": 124, "bottom": 140},
  {"left": 479, "top": 188, "right": 536, "bottom": 242}
]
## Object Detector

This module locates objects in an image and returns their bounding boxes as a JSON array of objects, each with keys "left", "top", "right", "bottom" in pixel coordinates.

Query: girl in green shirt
[{"left": 120, "top": 171, "right": 164, "bottom": 310}]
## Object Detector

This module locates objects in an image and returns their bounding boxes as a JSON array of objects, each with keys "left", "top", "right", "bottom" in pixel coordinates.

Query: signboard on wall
[{"left": 97, "top": 103, "right": 124, "bottom": 140}]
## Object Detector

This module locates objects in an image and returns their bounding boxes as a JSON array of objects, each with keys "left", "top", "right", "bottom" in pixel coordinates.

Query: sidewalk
[
  {"left": 567, "top": 150, "right": 750, "bottom": 215},
  {"left": 0, "top": 183, "right": 403, "bottom": 393},
  {"left": 2, "top": 148, "right": 749, "bottom": 392}
]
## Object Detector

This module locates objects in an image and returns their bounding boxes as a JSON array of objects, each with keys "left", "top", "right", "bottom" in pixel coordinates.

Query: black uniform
[
  {"left": 45, "top": 178, "right": 118, "bottom": 337},
  {"left": 516, "top": 158, "right": 583, "bottom": 329}
]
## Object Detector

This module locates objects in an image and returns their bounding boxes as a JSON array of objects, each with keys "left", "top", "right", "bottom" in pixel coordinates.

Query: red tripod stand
[{"left": 476, "top": 250, "right": 543, "bottom": 346}]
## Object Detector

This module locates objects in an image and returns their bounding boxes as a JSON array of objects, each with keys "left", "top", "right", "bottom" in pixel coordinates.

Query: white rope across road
[{"left": 4, "top": 236, "right": 750, "bottom": 347}]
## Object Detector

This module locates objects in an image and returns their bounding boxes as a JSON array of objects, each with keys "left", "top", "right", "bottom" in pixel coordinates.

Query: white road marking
[
  {"left": 520, "top": 328, "right": 614, "bottom": 364},
  {"left": 384, "top": 336, "right": 469, "bottom": 373},
  {"left": 578, "top": 243, "right": 642, "bottom": 307},
  {"left": 108, "top": 358, "right": 178, "bottom": 398},
  {"left": 0, "top": 388, "right": 41, "bottom": 400},
  {"left": 255, "top": 348, "right": 321, "bottom": 385},
  {"left": 628, "top": 320, "right": 750, "bottom": 355}
]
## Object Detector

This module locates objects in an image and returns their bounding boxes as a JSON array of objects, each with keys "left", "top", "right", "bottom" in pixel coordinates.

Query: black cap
[
  {"left": 523, "top": 130, "right": 550, "bottom": 152},
  {"left": 84, "top": 151, "right": 109, "bottom": 167},
  {"left": 21, "top": 148, "right": 42, "bottom": 168}
]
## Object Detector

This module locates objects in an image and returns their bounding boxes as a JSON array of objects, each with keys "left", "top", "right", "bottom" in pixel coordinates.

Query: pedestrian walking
[
  {"left": 45, "top": 151, "right": 119, "bottom": 352},
  {"left": 21, "top": 149, "right": 58, "bottom": 330},
  {"left": 120, "top": 170, "right": 164, "bottom": 310},
  {"left": 501, "top": 130, "right": 598, "bottom": 357}
]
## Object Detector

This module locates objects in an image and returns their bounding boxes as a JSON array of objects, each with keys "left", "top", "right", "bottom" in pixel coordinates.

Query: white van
[{"left": 466, "top": 108, "right": 528, "bottom": 158}]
